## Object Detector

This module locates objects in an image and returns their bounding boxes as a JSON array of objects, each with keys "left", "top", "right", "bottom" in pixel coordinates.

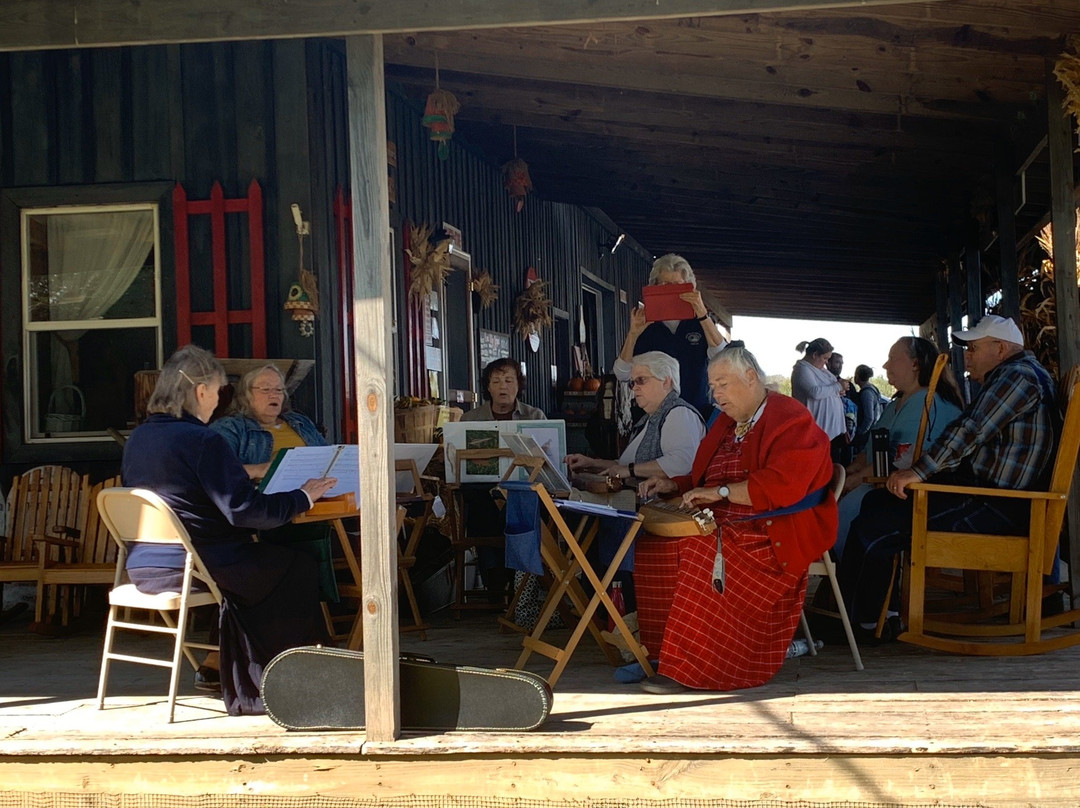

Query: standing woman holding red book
[{"left": 614, "top": 254, "right": 727, "bottom": 420}]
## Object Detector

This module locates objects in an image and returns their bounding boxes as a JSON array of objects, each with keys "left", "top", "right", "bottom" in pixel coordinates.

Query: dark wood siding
[{"left": 0, "top": 39, "right": 651, "bottom": 477}]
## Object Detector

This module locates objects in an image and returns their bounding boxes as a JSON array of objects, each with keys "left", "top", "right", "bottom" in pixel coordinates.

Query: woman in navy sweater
[{"left": 122, "top": 345, "right": 336, "bottom": 715}]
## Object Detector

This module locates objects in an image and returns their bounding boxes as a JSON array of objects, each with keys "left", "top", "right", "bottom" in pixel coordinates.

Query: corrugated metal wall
[{"left": 384, "top": 87, "right": 653, "bottom": 415}]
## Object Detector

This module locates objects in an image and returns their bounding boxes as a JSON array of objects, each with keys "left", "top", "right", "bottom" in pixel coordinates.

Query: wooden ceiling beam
[
  {"left": 0, "top": 0, "right": 957, "bottom": 52},
  {"left": 383, "top": 18, "right": 1045, "bottom": 121}
]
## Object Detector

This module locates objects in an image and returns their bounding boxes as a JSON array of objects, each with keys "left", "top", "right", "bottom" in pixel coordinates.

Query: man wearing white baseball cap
[{"left": 838, "top": 314, "right": 1057, "bottom": 639}]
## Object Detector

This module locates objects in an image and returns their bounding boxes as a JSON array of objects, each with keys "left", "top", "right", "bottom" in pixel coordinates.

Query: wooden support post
[
  {"left": 934, "top": 264, "right": 949, "bottom": 352},
  {"left": 995, "top": 148, "right": 1021, "bottom": 321},
  {"left": 946, "top": 255, "right": 967, "bottom": 402},
  {"left": 1047, "top": 66, "right": 1080, "bottom": 607},
  {"left": 346, "top": 34, "right": 399, "bottom": 741},
  {"left": 965, "top": 242, "right": 983, "bottom": 330}
]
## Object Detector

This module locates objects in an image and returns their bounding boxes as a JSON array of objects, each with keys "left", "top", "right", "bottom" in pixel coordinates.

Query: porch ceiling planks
[
  {"left": 0, "top": 0, "right": 955, "bottom": 51},
  {"left": 377, "top": 0, "right": 1078, "bottom": 323}
]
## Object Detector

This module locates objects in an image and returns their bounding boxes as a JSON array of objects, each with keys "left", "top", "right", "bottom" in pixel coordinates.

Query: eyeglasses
[
  {"left": 252, "top": 386, "right": 285, "bottom": 395},
  {"left": 961, "top": 339, "right": 1001, "bottom": 353},
  {"left": 628, "top": 375, "right": 657, "bottom": 389}
]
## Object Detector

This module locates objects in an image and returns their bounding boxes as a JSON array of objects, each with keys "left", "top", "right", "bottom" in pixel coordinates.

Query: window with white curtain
[{"left": 21, "top": 203, "right": 163, "bottom": 443}]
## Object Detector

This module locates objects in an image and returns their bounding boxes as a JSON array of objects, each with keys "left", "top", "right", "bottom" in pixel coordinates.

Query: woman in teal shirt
[{"left": 834, "top": 337, "right": 963, "bottom": 558}]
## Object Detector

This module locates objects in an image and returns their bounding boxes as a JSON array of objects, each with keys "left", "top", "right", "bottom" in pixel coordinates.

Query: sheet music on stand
[{"left": 501, "top": 433, "right": 572, "bottom": 493}]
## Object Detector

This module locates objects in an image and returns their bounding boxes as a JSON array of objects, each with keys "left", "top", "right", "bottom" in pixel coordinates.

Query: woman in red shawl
[{"left": 636, "top": 342, "right": 837, "bottom": 693}]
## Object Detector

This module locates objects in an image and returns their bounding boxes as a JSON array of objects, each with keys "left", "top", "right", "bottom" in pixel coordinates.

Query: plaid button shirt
[{"left": 913, "top": 351, "right": 1056, "bottom": 490}]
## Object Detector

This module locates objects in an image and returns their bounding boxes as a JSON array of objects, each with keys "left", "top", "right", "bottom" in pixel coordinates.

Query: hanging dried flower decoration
[
  {"left": 502, "top": 158, "right": 533, "bottom": 213},
  {"left": 501, "top": 126, "right": 534, "bottom": 213},
  {"left": 406, "top": 222, "right": 452, "bottom": 300},
  {"left": 1053, "top": 37, "right": 1080, "bottom": 126},
  {"left": 513, "top": 277, "right": 553, "bottom": 339},
  {"left": 422, "top": 55, "right": 460, "bottom": 160},
  {"left": 471, "top": 270, "right": 499, "bottom": 309}
]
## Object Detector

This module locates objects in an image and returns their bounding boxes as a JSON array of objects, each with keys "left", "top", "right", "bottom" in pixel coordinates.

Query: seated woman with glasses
[
  {"left": 566, "top": 351, "right": 705, "bottom": 484},
  {"left": 210, "top": 364, "right": 341, "bottom": 637},
  {"left": 121, "top": 345, "right": 337, "bottom": 716},
  {"left": 210, "top": 365, "right": 327, "bottom": 480}
]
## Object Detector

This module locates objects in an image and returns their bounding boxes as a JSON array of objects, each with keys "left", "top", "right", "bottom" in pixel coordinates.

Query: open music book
[
  {"left": 258, "top": 444, "right": 361, "bottom": 501},
  {"left": 502, "top": 433, "right": 573, "bottom": 493}
]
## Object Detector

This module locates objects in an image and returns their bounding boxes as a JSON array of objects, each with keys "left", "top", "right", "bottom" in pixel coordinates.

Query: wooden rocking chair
[
  {"left": 0, "top": 466, "right": 86, "bottom": 624},
  {"left": 33, "top": 475, "right": 124, "bottom": 630},
  {"left": 898, "top": 365, "right": 1080, "bottom": 655}
]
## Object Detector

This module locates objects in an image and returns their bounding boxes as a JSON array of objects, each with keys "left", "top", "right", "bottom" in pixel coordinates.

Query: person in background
[
  {"left": 839, "top": 316, "right": 1056, "bottom": 641},
  {"left": 460, "top": 357, "right": 545, "bottom": 601},
  {"left": 827, "top": 352, "right": 857, "bottom": 465},
  {"left": 122, "top": 345, "right": 336, "bottom": 715},
  {"left": 462, "top": 357, "right": 545, "bottom": 422},
  {"left": 852, "top": 364, "right": 884, "bottom": 455},
  {"left": 791, "top": 338, "right": 849, "bottom": 464},
  {"left": 634, "top": 342, "right": 836, "bottom": 694},
  {"left": 615, "top": 253, "right": 727, "bottom": 420},
  {"left": 834, "top": 337, "right": 963, "bottom": 559}
]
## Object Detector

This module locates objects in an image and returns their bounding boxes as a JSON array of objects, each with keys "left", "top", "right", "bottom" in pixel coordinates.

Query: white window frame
[{"left": 20, "top": 201, "right": 164, "bottom": 444}]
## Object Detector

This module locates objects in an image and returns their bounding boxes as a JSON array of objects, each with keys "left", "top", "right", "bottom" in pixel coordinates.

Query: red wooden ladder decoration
[{"left": 173, "top": 180, "right": 267, "bottom": 358}]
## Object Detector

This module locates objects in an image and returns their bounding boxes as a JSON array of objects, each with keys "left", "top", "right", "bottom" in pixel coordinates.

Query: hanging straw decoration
[
  {"left": 1020, "top": 213, "right": 1080, "bottom": 378},
  {"left": 513, "top": 277, "right": 553, "bottom": 339},
  {"left": 471, "top": 270, "right": 499, "bottom": 309},
  {"left": 1053, "top": 37, "right": 1080, "bottom": 126},
  {"left": 406, "top": 222, "right": 453, "bottom": 300},
  {"left": 501, "top": 126, "right": 534, "bottom": 213},
  {"left": 422, "top": 53, "right": 461, "bottom": 160}
]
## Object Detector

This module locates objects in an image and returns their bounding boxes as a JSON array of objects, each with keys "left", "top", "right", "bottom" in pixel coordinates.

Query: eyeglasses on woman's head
[{"left": 628, "top": 375, "right": 657, "bottom": 389}]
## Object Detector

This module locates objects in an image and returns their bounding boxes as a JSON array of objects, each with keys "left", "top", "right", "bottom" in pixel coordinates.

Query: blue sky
[{"left": 731, "top": 315, "right": 920, "bottom": 380}]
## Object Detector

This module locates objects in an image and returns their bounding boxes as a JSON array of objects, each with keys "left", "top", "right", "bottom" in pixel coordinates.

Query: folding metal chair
[{"left": 95, "top": 488, "right": 223, "bottom": 723}]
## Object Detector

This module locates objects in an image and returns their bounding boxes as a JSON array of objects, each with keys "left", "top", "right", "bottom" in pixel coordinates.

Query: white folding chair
[
  {"left": 800, "top": 463, "right": 864, "bottom": 671},
  {"left": 95, "top": 488, "right": 223, "bottom": 722}
]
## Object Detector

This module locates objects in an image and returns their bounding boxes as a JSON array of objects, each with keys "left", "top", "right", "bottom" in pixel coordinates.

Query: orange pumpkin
[
  {"left": 584, "top": 377, "right": 601, "bottom": 392},
  {"left": 567, "top": 376, "right": 585, "bottom": 392}
]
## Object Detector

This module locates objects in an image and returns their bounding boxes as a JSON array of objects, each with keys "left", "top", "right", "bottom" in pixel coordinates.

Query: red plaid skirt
[{"left": 636, "top": 430, "right": 806, "bottom": 690}]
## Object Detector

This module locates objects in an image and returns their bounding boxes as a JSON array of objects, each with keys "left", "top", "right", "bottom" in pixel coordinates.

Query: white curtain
[
  {"left": 38, "top": 211, "right": 154, "bottom": 414},
  {"left": 43, "top": 211, "right": 154, "bottom": 323}
]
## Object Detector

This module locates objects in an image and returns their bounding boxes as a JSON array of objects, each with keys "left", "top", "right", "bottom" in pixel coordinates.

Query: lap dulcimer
[{"left": 638, "top": 498, "right": 716, "bottom": 537}]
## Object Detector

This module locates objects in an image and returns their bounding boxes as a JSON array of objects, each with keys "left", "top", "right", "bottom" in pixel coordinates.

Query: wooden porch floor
[{"left": 3, "top": 597, "right": 1080, "bottom": 806}]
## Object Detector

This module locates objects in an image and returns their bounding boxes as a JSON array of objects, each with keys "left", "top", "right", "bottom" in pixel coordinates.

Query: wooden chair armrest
[
  {"left": 33, "top": 535, "right": 81, "bottom": 549},
  {"left": 908, "top": 481, "right": 1064, "bottom": 500}
]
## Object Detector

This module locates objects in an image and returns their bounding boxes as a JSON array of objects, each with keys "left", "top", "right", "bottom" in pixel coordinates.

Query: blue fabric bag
[{"left": 501, "top": 481, "right": 544, "bottom": 575}]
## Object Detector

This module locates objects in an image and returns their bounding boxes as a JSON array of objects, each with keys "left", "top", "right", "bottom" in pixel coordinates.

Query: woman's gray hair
[
  {"left": 709, "top": 341, "right": 767, "bottom": 380},
  {"left": 632, "top": 351, "right": 681, "bottom": 395},
  {"left": 231, "top": 364, "right": 292, "bottom": 419},
  {"left": 648, "top": 253, "right": 697, "bottom": 288},
  {"left": 146, "top": 344, "right": 225, "bottom": 419}
]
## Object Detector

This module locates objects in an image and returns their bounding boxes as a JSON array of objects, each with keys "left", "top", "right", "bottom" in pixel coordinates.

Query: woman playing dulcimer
[
  {"left": 565, "top": 350, "right": 704, "bottom": 488},
  {"left": 635, "top": 342, "right": 837, "bottom": 694}
]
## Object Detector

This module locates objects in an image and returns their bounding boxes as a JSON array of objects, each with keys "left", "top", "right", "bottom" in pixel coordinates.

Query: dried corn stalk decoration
[
  {"left": 422, "top": 54, "right": 460, "bottom": 160},
  {"left": 1019, "top": 214, "right": 1080, "bottom": 378},
  {"left": 1053, "top": 37, "right": 1080, "bottom": 128},
  {"left": 406, "top": 223, "right": 452, "bottom": 300},
  {"left": 471, "top": 270, "right": 499, "bottom": 309},
  {"left": 513, "top": 277, "right": 553, "bottom": 339}
]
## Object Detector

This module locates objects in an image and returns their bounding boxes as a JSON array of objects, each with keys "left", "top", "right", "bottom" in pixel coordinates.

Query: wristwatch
[
  {"left": 628, "top": 462, "right": 636, "bottom": 478},
  {"left": 716, "top": 485, "right": 730, "bottom": 499}
]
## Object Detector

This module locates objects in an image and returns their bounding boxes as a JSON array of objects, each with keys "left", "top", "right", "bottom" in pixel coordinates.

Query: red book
[{"left": 642, "top": 283, "right": 696, "bottom": 322}]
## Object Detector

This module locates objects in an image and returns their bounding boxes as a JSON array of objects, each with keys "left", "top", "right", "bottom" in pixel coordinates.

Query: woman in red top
[{"left": 636, "top": 342, "right": 836, "bottom": 693}]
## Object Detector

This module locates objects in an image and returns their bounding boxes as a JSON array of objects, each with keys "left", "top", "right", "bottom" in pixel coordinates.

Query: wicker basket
[{"left": 394, "top": 404, "right": 462, "bottom": 443}]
